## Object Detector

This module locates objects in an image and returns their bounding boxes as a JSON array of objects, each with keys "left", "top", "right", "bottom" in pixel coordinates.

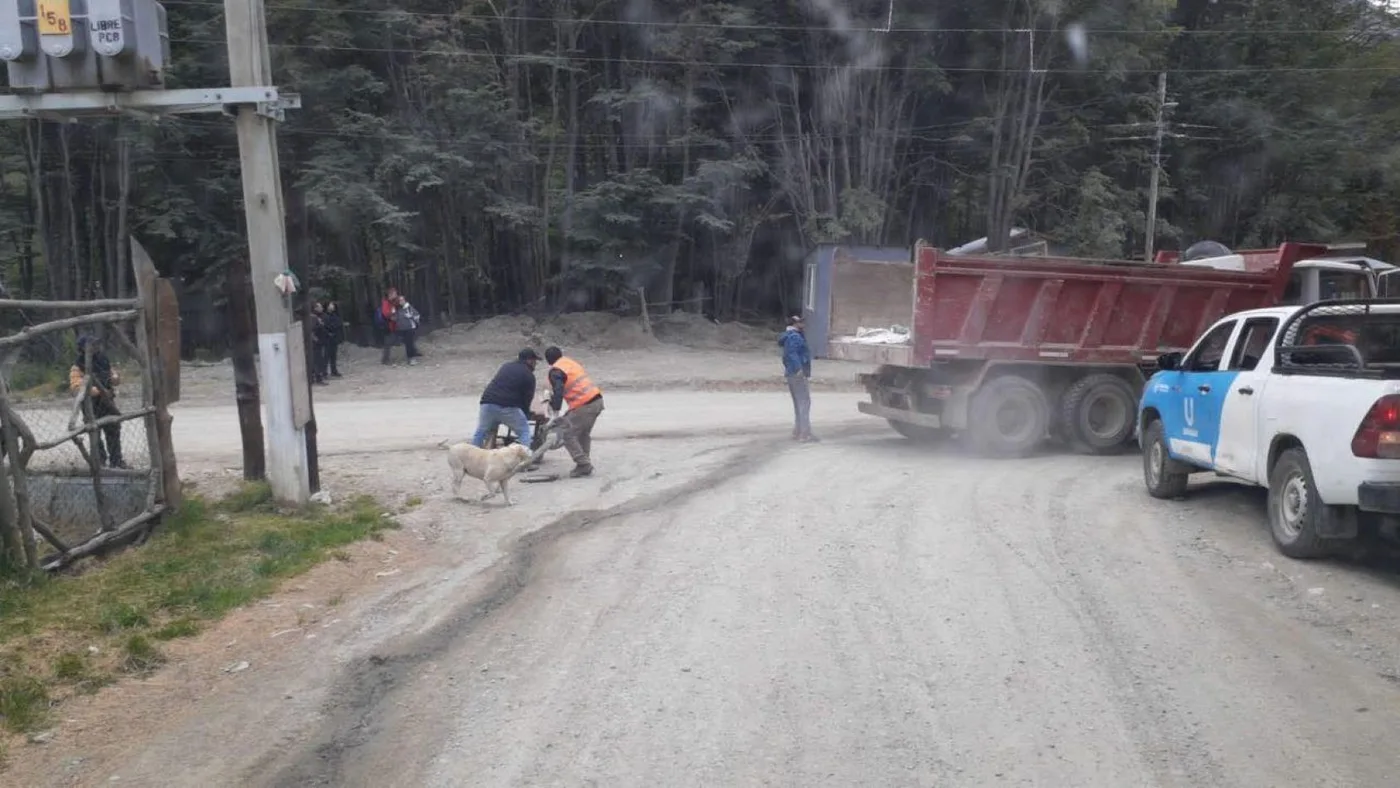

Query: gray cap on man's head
[{"left": 519, "top": 348, "right": 541, "bottom": 362}]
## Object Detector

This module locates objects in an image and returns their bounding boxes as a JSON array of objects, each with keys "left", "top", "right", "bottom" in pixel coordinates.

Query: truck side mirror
[{"left": 1156, "top": 352, "right": 1182, "bottom": 371}]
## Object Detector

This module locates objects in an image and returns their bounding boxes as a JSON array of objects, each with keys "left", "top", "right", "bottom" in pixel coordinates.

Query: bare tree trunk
[
  {"left": 60, "top": 127, "right": 83, "bottom": 298},
  {"left": 984, "top": 11, "right": 1052, "bottom": 252},
  {"left": 25, "top": 121, "right": 59, "bottom": 300},
  {"left": 114, "top": 132, "right": 131, "bottom": 298}
]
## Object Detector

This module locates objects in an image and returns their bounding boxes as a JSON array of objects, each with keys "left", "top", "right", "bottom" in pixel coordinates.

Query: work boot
[
  {"left": 799, "top": 434, "right": 820, "bottom": 444},
  {"left": 570, "top": 464, "right": 593, "bottom": 478}
]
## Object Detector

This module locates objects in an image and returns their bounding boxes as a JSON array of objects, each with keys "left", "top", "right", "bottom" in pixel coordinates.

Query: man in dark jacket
[
  {"left": 779, "top": 315, "right": 818, "bottom": 442},
  {"left": 472, "top": 348, "right": 540, "bottom": 448},
  {"left": 310, "top": 302, "right": 329, "bottom": 385},
  {"left": 68, "top": 334, "right": 126, "bottom": 467},
  {"left": 324, "top": 301, "right": 344, "bottom": 377}
]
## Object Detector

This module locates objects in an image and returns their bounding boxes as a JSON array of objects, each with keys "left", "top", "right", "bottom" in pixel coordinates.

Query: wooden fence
[{"left": 0, "top": 241, "right": 181, "bottom": 571}]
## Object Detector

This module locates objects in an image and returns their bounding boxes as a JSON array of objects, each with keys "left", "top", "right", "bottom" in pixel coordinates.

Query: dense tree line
[{"left": 2, "top": 0, "right": 1399, "bottom": 350}]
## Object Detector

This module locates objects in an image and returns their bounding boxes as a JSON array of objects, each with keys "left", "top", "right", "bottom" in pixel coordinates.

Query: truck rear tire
[
  {"left": 888, "top": 420, "right": 946, "bottom": 442},
  {"left": 1141, "top": 420, "right": 1189, "bottom": 499},
  {"left": 963, "top": 375, "right": 1049, "bottom": 457},
  {"left": 1267, "top": 448, "right": 1332, "bottom": 559},
  {"left": 1062, "top": 374, "right": 1138, "bottom": 454}
]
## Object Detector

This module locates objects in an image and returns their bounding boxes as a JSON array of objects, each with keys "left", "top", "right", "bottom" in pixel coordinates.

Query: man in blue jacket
[
  {"left": 779, "top": 315, "right": 818, "bottom": 442},
  {"left": 472, "top": 348, "right": 539, "bottom": 448}
]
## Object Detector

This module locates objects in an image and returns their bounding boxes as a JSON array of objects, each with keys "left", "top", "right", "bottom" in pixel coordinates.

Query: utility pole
[
  {"left": 225, "top": 0, "right": 310, "bottom": 504},
  {"left": 1144, "top": 71, "right": 1168, "bottom": 263}
]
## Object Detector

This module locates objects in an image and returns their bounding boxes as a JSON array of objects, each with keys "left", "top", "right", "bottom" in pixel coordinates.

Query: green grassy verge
[
  {"left": 0, "top": 482, "right": 391, "bottom": 736},
  {"left": 6, "top": 361, "right": 69, "bottom": 400}
]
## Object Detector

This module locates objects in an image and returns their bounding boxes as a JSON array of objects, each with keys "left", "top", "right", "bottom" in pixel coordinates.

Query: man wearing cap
[
  {"left": 780, "top": 315, "right": 818, "bottom": 443},
  {"left": 472, "top": 348, "right": 540, "bottom": 449},
  {"left": 544, "top": 346, "right": 603, "bottom": 477},
  {"left": 69, "top": 334, "right": 127, "bottom": 467}
]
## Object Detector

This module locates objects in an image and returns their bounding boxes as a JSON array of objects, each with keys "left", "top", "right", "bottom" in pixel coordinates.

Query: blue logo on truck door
[{"left": 1145, "top": 369, "right": 1239, "bottom": 468}]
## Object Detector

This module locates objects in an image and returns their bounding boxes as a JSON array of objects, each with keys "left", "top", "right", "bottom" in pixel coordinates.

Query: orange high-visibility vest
[{"left": 552, "top": 356, "right": 601, "bottom": 408}]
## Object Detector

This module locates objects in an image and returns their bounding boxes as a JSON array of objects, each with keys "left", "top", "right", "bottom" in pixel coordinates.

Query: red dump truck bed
[
  {"left": 910, "top": 243, "right": 1297, "bottom": 366},
  {"left": 853, "top": 242, "right": 1314, "bottom": 457}
]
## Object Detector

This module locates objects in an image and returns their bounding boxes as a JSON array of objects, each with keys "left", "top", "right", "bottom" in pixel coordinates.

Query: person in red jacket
[{"left": 379, "top": 287, "right": 400, "bottom": 365}]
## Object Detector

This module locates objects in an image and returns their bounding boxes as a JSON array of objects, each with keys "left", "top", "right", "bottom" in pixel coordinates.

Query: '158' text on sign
[{"left": 37, "top": 0, "right": 72, "bottom": 36}]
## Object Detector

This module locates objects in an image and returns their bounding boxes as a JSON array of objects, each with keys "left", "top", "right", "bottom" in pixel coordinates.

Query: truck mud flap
[{"left": 857, "top": 401, "right": 942, "bottom": 428}]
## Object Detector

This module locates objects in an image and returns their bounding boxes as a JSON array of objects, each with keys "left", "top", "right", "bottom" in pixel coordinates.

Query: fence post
[
  {"left": 131, "top": 240, "right": 182, "bottom": 510},
  {"left": 0, "top": 445, "right": 23, "bottom": 568},
  {"left": 0, "top": 380, "right": 38, "bottom": 568}
]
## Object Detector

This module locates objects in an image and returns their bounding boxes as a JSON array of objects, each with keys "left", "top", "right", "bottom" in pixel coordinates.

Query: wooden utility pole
[
  {"left": 224, "top": 0, "right": 310, "bottom": 504},
  {"left": 1144, "top": 71, "right": 1168, "bottom": 263},
  {"left": 227, "top": 253, "right": 265, "bottom": 481}
]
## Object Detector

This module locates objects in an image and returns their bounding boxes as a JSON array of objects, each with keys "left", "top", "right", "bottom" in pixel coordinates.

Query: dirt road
[{"left": 17, "top": 392, "right": 1400, "bottom": 786}]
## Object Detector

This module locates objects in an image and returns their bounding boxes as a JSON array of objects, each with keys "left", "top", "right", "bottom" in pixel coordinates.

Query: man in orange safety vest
[{"left": 545, "top": 346, "right": 604, "bottom": 477}]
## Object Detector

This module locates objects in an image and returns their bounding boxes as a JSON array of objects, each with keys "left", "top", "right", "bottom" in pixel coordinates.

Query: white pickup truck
[{"left": 1137, "top": 300, "right": 1400, "bottom": 558}]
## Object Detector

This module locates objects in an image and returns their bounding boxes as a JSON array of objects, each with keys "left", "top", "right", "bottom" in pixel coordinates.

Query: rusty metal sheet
[
  {"left": 154, "top": 278, "right": 181, "bottom": 404},
  {"left": 287, "top": 322, "right": 310, "bottom": 429}
]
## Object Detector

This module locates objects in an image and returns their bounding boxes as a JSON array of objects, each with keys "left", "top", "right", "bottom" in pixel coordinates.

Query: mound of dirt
[
  {"left": 447, "top": 315, "right": 541, "bottom": 351},
  {"left": 434, "top": 311, "right": 659, "bottom": 354},
  {"left": 430, "top": 310, "right": 770, "bottom": 355},
  {"left": 651, "top": 312, "right": 776, "bottom": 351},
  {"left": 540, "top": 312, "right": 656, "bottom": 350}
]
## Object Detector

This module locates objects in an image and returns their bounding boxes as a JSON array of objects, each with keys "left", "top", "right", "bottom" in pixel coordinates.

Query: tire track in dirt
[{"left": 249, "top": 427, "right": 864, "bottom": 787}]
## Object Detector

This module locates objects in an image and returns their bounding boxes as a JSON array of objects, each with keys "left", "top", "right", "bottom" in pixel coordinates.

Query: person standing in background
[
  {"left": 310, "top": 302, "right": 329, "bottom": 385},
  {"left": 780, "top": 315, "right": 818, "bottom": 443},
  {"left": 379, "top": 286, "right": 401, "bottom": 365},
  {"left": 395, "top": 294, "right": 423, "bottom": 366},
  {"left": 69, "top": 334, "right": 126, "bottom": 468},
  {"left": 324, "top": 301, "right": 344, "bottom": 378}
]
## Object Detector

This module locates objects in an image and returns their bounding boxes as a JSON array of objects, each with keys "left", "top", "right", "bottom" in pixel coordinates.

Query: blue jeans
[{"left": 472, "top": 404, "right": 531, "bottom": 448}]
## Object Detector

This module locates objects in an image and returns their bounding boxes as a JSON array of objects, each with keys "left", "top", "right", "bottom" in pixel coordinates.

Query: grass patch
[
  {"left": 150, "top": 618, "right": 200, "bottom": 641},
  {"left": 0, "top": 676, "right": 49, "bottom": 733},
  {"left": 120, "top": 635, "right": 164, "bottom": 675},
  {"left": 50, "top": 653, "right": 85, "bottom": 681},
  {"left": 7, "top": 361, "right": 68, "bottom": 400},
  {"left": 0, "top": 485, "right": 389, "bottom": 735}
]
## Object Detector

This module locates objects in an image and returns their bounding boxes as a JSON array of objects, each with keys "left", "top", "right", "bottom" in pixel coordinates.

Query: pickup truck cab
[{"left": 1137, "top": 300, "right": 1400, "bottom": 558}]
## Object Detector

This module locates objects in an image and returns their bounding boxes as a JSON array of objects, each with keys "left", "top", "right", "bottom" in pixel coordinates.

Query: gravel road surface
[
  {"left": 169, "top": 391, "right": 870, "bottom": 462},
  {"left": 21, "top": 394, "right": 1400, "bottom": 787}
]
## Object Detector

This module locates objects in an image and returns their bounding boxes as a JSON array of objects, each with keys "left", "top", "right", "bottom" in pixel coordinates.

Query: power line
[
  {"left": 155, "top": 1, "right": 1392, "bottom": 37},
  {"left": 164, "top": 37, "right": 1400, "bottom": 75},
  {"left": 152, "top": 111, "right": 1184, "bottom": 161}
]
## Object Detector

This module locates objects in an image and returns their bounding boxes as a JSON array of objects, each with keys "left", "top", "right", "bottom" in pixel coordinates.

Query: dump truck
[{"left": 813, "top": 240, "right": 1398, "bottom": 456}]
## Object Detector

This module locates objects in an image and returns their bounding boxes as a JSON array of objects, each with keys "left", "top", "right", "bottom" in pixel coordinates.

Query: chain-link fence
[{"left": 1, "top": 307, "right": 162, "bottom": 567}]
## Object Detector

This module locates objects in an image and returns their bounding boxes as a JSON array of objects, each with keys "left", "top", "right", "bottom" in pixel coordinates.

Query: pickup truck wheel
[
  {"left": 888, "top": 420, "right": 946, "bottom": 442},
  {"left": 1268, "top": 448, "right": 1331, "bottom": 559},
  {"left": 1142, "top": 420, "right": 1189, "bottom": 499},
  {"left": 964, "top": 375, "right": 1049, "bottom": 457},
  {"left": 1063, "top": 374, "right": 1138, "bottom": 454}
]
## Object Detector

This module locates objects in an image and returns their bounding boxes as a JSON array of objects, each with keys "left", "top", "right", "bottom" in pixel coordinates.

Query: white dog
[{"left": 444, "top": 441, "right": 535, "bottom": 505}]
